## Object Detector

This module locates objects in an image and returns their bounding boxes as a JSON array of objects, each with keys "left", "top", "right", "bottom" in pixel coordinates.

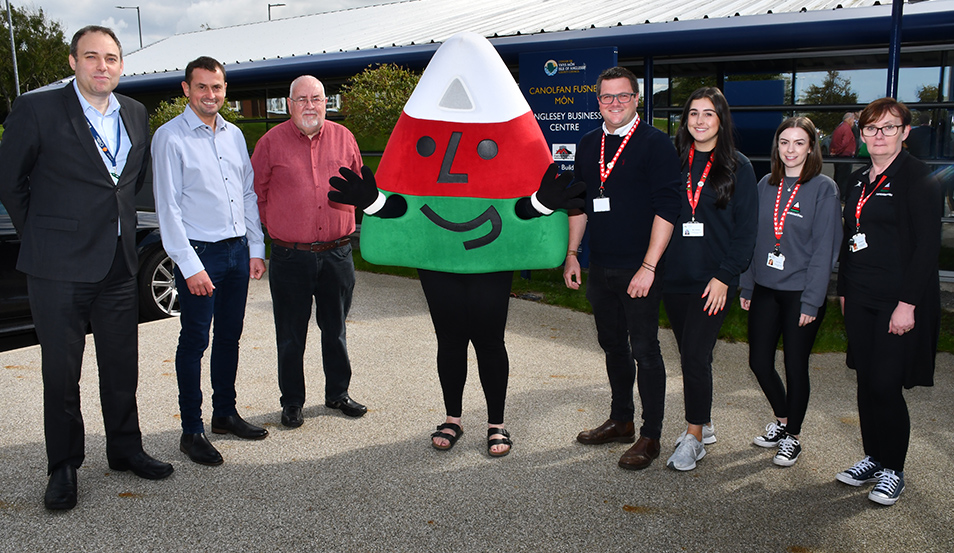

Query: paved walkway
[{"left": 1, "top": 271, "right": 951, "bottom": 552}]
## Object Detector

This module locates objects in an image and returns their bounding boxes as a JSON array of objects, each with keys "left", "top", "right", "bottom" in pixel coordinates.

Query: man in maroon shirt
[
  {"left": 251, "top": 75, "right": 367, "bottom": 428},
  {"left": 830, "top": 111, "right": 857, "bottom": 200}
]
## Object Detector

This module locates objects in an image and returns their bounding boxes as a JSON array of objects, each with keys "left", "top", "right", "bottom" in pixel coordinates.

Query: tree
[
  {"left": 341, "top": 63, "right": 420, "bottom": 139},
  {"left": 0, "top": 6, "right": 71, "bottom": 120},
  {"left": 149, "top": 95, "right": 241, "bottom": 134},
  {"left": 800, "top": 70, "right": 858, "bottom": 135}
]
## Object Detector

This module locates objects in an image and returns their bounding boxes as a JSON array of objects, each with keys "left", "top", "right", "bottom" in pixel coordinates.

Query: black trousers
[
  {"left": 746, "top": 285, "right": 826, "bottom": 436},
  {"left": 27, "top": 239, "right": 142, "bottom": 474},
  {"left": 418, "top": 270, "right": 512, "bottom": 424},
  {"left": 844, "top": 299, "right": 910, "bottom": 472},
  {"left": 663, "top": 289, "right": 734, "bottom": 426}
]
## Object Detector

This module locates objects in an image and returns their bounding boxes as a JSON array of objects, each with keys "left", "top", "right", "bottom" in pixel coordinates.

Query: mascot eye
[
  {"left": 477, "top": 139, "right": 498, "bottom": 160},
  {"left": 417, "top": 136, "right": 437, "bottom": 157}
]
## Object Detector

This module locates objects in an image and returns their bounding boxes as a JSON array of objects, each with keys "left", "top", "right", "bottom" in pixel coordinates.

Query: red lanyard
[
  {"left": 598, "top": 113, "right": 640, "bottom": 194},
  {"left": 854, "top": 175, "right": 887, "bottom": 233},
  {"left": 686, "top": 145, "right": 712, "bottom": 221},
  {"left": 772, "top": 179, "right": 801, "bottom": 251}
]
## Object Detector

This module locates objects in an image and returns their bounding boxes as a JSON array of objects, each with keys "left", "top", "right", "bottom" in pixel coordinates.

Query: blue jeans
[
  {"left": 174, "top": 237, "right": 250, "bottom": 434},
  {"left": 268, "top": 243, "right": 355, "bottom": 407},
  {"left": 586, "top": 262, "right": 667, "bottom": 439}
]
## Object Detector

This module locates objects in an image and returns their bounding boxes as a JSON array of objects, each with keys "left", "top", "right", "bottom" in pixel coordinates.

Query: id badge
[
  {"left": 593, "top": 197, "right": 611, "bottom": 213},
  {"left": 766, "top": 252, "right": 785, "bottom": 270},
  {"left": 682, "top": 221, "right": 704, "bottom": 237},
  {"left": 849, "top": 233, "right": 868, "bottom": 253}
]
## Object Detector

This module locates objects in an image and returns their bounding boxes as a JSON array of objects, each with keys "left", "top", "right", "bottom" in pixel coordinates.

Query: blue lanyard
[{"left": 85, "top": 116, "right": 122, "bottom": 181}]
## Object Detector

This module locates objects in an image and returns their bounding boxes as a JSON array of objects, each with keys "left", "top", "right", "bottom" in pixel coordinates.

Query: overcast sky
[{"left": 15, "top": 0, "right": 387, "bottom": 53}]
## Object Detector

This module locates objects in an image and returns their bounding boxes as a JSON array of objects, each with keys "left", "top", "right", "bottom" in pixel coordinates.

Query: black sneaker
[
  {"left": 773, "top": 435, "right": 801, "bottom": 467},
  {"left": 836, "top": 456, "right": 883, "bottom": 486},
  {"left": 868, "top": 469, "right": 904, "bottom": 506},
  {"left": 753, "top": 421, "right": 787, "bottom": 448}
]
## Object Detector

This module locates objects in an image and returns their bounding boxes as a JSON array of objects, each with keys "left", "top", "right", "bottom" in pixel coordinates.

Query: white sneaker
[
  {"left": 753, "top": 421, "right": 787, "bottom": 448},
  {"left": 667, "top": 434, "right": 706, "bottom": 471},
  {"left": 773, "top": 435, "right": 801, "bottom": 467},
  {"left": 674, "top": 422, "right": 716, "bottom": 447}
]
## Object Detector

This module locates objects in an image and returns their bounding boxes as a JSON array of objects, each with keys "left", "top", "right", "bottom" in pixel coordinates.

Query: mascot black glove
[
  {"left": 533, "top": 163, "right": 586, "bottom": 213},
  {"left": 328, "top": 166, "right": 383, "bottom": 212}
]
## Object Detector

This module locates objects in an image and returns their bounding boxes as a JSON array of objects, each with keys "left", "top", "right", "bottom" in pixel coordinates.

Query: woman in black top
[
  {"left": 663, "top": 87, "right": 757, "bottom": 471},
  {"left": 834, "top": 98, "right": 941, "bottom": 506}
]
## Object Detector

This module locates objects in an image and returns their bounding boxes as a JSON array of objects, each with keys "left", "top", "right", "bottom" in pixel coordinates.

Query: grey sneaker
[
  {"left": 667, "top": 434, "right": 706, "bottom": 471},
  {"left": 868, "top": 469, "right": 904, "bottom": 506},
  {"left": 674, "top": 422, "right": 716, "bottom": 447},
  {"left": 753, "top": 421, "right": 787, "bottom": 448},
  {"left": 836, "top": 456, "right": 883, "bottom": 486},
  {"left": 773, "top": 435, "right": 801, "bottom": 467}
]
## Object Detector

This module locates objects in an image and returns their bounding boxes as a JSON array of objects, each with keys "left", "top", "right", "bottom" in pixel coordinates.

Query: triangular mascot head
[{"left": 360, "top": 31, "right": 568, "bottom": 273}]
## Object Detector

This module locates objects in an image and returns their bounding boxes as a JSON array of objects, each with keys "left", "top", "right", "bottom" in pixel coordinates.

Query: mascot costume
[{"left": 329, "top": 32, "right": 583, "bottom": 457}]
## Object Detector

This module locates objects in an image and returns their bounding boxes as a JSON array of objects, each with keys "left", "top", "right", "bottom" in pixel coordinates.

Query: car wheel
[{"left": 139, "top": 248, "right": 179, "bottom": 320}]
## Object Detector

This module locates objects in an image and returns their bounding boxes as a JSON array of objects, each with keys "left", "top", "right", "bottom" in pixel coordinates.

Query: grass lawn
[{"left": 352, "top": 249, "right": 953, "bottom": 355}]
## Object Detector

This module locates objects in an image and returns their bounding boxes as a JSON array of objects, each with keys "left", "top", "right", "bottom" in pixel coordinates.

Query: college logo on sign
[
  {"left": 552, "top": 144, "right": 576, "bottom": 161},
  {"left": 544, "top": 60, "right": 559, "bottom": 77}
]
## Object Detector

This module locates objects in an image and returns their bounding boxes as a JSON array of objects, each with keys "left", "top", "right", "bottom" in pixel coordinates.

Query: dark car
[{"left": 0, "top": 203, "right": 178, "bottom": 342}]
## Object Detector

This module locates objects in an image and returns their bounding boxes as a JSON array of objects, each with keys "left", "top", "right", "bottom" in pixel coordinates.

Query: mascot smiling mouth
[{"left": 420, "top": 205, "right": 502, "bottom": 250}]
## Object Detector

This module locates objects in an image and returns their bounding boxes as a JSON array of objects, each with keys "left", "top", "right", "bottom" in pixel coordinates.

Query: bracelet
[
  {"left": 567, "top": 250, "right": 578, "bottom": 257},
  {"left": 641, "top": 262, "right": 655, "bottom": 272}
]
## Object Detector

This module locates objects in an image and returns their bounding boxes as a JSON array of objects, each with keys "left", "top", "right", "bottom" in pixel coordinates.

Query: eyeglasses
[
  {"left": 597, "top": 92, "right": 636, "bottom": 105},
  {"left": 861, "top": 124, "right": 902, "bottom": 137},
  {"left": 290, "top": 96, "right": 326, "bottom": 106}
]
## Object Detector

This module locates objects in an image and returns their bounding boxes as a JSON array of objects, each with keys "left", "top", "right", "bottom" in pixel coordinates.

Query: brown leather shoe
[
  {"left": 618, "top": 435, "right": 661, "bottom": 470},
  {"left": 577, "top": 419, "right": 636, "bottom": 445}
]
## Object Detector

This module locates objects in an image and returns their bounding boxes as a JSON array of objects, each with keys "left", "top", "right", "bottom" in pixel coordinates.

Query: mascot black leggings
[{"left": 418, "top": 269, "right": 513, "bottom": 424}]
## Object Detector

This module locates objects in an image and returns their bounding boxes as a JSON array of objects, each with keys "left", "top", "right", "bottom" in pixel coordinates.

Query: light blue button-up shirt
[
  {"left": 74, "top": 80, "right": 130, "bottom": 235},
  {"left": 152, "top": 104, "right": 265, "bottom": 279}
]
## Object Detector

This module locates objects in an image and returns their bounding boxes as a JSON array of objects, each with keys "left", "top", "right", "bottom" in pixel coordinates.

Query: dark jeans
[
  {"left": 418, "top": 270, "right": 512, "bottom": 424},
  {"left": 663, "top": 288, "right": 734, "bottom": 426},
  {"left": 28, "top": 239, "right": 143, "bottom": 473},
  {"left": 173, "top": 237, "right": 249, "bottom": 434},
  {"left": 844, "top": 299, "right": 910, "bottom": 472},
  {"left": 586, "top": 263, "right": 666, "bottom": 440},
  {"left": 268, "top": 243, "right": 355, "bottom": 407},
  {"left": 747, "top": 285, "right": 826, "bottom": 436}
]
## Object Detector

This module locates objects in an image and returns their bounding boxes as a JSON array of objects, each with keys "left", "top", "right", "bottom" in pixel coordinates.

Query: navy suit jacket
[{"left": 0, "top": 83, "right": 150, "bottom": 282}]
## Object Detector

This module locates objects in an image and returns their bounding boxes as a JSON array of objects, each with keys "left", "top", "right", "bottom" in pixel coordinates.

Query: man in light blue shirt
[{"left": 152, "top": 56, "right": 268, "bottom": 466}]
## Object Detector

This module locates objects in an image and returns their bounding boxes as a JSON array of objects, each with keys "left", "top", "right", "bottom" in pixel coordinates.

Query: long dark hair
[
  {"left": 769, "top": 117, "right": 823, "bottom": 186},
  {"left": 675, "top": 87, "right": 738, "bottom": 209}
]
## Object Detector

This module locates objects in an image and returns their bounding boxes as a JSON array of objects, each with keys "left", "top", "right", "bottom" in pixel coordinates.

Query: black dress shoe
[
  {"left": 281, "top": 405, "right": 304, "bottom": 428},
  {"left": 211, "top": 414, "right": 269, "bottom": 440},
  {"left": 44, "top": 464, "right": 77, "bottom": 510},
  {"left": 109, "top": 451, "right": 174, "bottom": 480},
  {"left": 180, "top": 433, "right": 224, "bottom": 466},
  {"left": 325, "top": 395, "right": 367, "bottom": 418}
]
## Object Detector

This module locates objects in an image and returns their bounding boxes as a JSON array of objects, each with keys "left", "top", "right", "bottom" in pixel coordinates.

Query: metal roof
[{"left": 115, "top": 0, "right": 954, "bottom": 93}]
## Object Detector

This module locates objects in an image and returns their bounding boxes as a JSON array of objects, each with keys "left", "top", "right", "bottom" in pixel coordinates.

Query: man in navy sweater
[{"left": 564, "top": 67, "right": 682, "bottom": 470}]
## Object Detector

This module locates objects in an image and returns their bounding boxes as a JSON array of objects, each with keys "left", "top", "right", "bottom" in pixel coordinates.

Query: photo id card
[
  {"left": 849, "top": 233, "right": 868, "bottom": 253},
  {"left": 682, "top": 221, "right": 704, "bottom": 237},
  {"left": 766, "top": 251, "right": 785, "bottom": 270},
  {"left": 593, "top": 197, "right": 611, "bottom": 212}
]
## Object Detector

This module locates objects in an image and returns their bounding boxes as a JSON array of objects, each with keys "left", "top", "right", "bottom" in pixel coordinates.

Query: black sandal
[
  {"left": 488, "top": 427, "right": 512, "bottom": 457},
  {"left": 431, "top": 423, "right": 463, "bottom": 451}
]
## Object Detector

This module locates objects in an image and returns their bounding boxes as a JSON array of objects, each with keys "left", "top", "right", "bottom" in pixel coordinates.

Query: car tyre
[{"left": 138, "top": 247, "right": 179, "bottom": 320}]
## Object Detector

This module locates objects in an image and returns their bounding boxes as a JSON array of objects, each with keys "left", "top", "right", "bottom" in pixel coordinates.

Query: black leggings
[
  {"left": 747, "top": 284, "right": 826, "bottom": 436},
  {"left": 418, "top": 270, "right": 512, "bottom": 424}
]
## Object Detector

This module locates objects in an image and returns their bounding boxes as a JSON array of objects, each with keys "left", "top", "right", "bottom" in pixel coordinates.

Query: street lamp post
[
  {"left": 268, "top": 3, "right": 286, "bottom": 21},
  {"left": 115, "top": 5, "right": 142, "bottom": 50},
  {"left": 5, "top": 0, "right": 19, "bottom": 97}
]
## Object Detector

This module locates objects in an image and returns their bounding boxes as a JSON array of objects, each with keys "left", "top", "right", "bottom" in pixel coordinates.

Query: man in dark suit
[{"left": 0, "top": 25, "right": 173, "bottom": 511}]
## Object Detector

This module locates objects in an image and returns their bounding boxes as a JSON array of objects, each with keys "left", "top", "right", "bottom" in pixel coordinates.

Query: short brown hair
[
  {"left": 596, "top": 66, "right": 640, "bottom": 97},
  {"left": 185, "top": 56, "right": 226, "bottom": 84},
  {"left": 858, "top": 97, "right": 912, "bottom": 129},
  {"left": 70, "top": 26, "right": 122, "bottom": 60}
]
